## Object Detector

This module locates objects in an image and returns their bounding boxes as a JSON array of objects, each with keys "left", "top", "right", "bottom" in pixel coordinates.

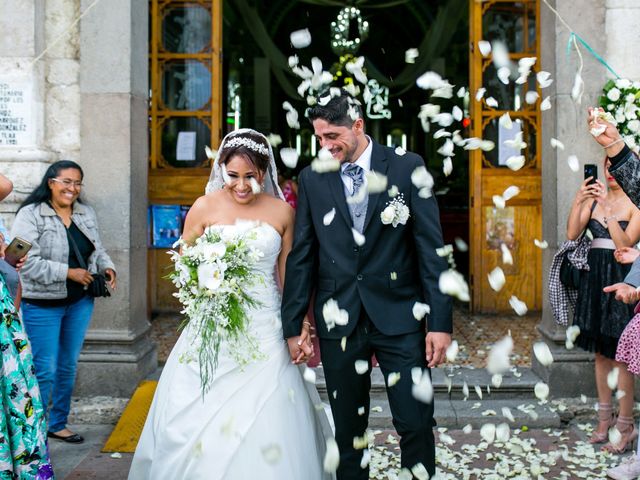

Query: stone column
[
  {"left": 606, "top": 0, "right": 640, "bottom": 80},
  {"left": 74, "top": 0, "right": 156, "bottom": 396},
  {"left": 0, "top": 0, "right": 53, "bottom": 217},
  {"left": 534, "top": 0, "right": 607, "bottom": 396}
]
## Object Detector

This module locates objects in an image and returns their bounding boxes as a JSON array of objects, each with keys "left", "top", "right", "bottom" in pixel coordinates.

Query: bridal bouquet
[
  {"left": 599, "top": 78, "right": 640, "bottom": 153},
  {"left": 168, "top": 224, "right": 264, "bottom": 393}
]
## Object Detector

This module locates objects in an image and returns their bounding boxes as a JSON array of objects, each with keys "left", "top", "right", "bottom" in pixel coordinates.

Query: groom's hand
[
  {"left": 287, "top": 328, "right": 314, "bottom": 364},
  {"left": 426, "top": 332, "right": 451, "bottom": 368}
]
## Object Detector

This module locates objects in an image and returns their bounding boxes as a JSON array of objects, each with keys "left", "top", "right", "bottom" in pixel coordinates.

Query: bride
[{"left": 129, "top": 129, "right": 331, "bottom": 479}]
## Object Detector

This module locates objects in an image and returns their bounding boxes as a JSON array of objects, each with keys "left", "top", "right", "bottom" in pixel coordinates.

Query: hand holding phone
[
  {"left": 4, "top": 237, "right": 32, "bottom": 268},
  {"left": 584, "top": 164, "right": 598, "bottom": 185}
]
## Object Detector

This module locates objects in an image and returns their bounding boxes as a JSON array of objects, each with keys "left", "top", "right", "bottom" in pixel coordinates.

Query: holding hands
[{"left": 287, "top": 319, "right": 314, "bottom": 364}]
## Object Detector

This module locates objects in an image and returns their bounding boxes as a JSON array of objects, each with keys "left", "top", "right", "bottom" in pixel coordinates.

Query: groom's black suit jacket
[{"left": 281, "top": 139, "right": 453, "bottom": 340}]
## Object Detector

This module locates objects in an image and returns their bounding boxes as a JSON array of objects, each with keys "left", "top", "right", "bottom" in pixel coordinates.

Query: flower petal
[
  {"left": 323, "top": 208, "right": 336, "bottom": 226},
  {"left": 290, "top": 28, "right": 312, "bottom": 49},
  {"left": 280, "top": 147, "right": 299, "bottom": 169}
]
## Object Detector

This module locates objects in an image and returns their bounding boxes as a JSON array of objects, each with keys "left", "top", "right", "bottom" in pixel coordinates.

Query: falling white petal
[
  {"left": 497, "top": 66, "right": 511, "bottom": 85},
  {"left": 267, "top": 134, "right": 282, "bottom": 148},
  {"left": 446, "top": 340, "right": 459, "bottom": 362},
  {"left": 492, "top": 195, "right": 506, "bottom": 209},
  {"left": 478, "top": 40, "right": 492, "bottom": 56},
  {"left": 365, "top": 171, "right": 388, "bottom": 193},
  {"left": 388, "top": 372, "right": 401, "bottom": 387},
  {"left": 487, "top": 336, "right": 513, "bottom": 375},
  {"left": 534, "top": 239, "right": 548, "bottom": 250},
  {"left": 311, "top": 147, "right": 340, "bottom": 173},
  {"left": 499, "top": 112, "right": 513, "bottom": 129},
  {"left": 567, "top": 155, "right": 579, "bottom": 172},
  {"left": 412, "top": 302, "right": 430, "bottom": 321},
  {"left": 280, "top": 148, "right": 299, "bottom": 169},
  {"left": 288, "top": 55, "right": 299, "bottom": 68},
  {"left": 387, "top": 185, "right": 399, "bottom": 197},
  {"left": 323, "top": 438, "right": 340, "bottom": 473},
  {"left": 485, "top": 96, "right": 499, "bottom": 108},
  {"left": 463, "top": 424, "right": 473, "bottom": 434},
  {"left": 354, "top": 359, "right": 369, "bottom": 375},
  {"left": 303, "top": 367, "right": 316, "bottom": 384},
  {"left": 411, "top": 166, "right": 434, "bottom": 191},
  {"left": 534, "top": 382, "right": 549, "bottom": 401},
  {"left": 607, "top": 367, "right": 619, "bottom": 390},
  {"left": 455, "top": 237, "right": 468, "bottom": 251},
  {"left": 433, "top": 129, "right": 451, "bottom": 139},
  {"left": 491, "top": 41, "right": 510, "bottom": 68},
  {"left": 405, "top": 48, "right": 419, "bottom": 64},
  {"left": 340, "top": 337, "right": 347, "bottom": 352},
  {"left": 525, "top": 91, "right": 539, "bottom": 105},
  {"left": 204, "top": 145, "right": 217, "bottom": 160},
  {"left": 416, "top": 71, "right": 445, "bottom": 90},
  {"left": 323, "top": 208, "right": 336, "bottom": 226},
  {"left": 537, "top": 70, "right": 553, "bottom": 88},
  {"left": 540, "top": 96, "right": 552, "bottom": 111},
  {"left": 437, "top": 139, "right": 455, "bottom": 157},
  {"left": 411, "top": 366, "right": 423, "bottom": 385},
  {"left": 438, "top": 269, "right": 470, "bottom": 302},
  {"left": 509, "top": 295, "right": 528, "bottom": 316},
  {"left": 566, "top": 325, "right": 580, "bottom": 343},
  {"left": 462, "top": 381, "right": 469, "bottom": 400},
  {"left": 475, "top": 88, "right": 486, "bottom": 101},
  {"left": 322, "top": 298, "right": 349, "bottom": 331},
  {"left": 394, "top": 146, "right": 406, "bottom": 156},
  {"left": 550, "top": 138, "right": 565, "bottom": 150},
  {"left": 501, "top": 243, "right": 513, "bottom": 265},
  {"left": 249, "top": 178, "right": 261, "bottom": 195},
  {"left": 505, "top": 155, "right": 525, "bottom": 171},
  {"left": 502, "top": 185, "right": 520, "bottom": 201},
  {"left": 481, "top": 140, "right": 495, "bottom": 151},
  {"left": 533, "top": 342, "right": 554, "bottom": 366},
  {"left": 352, "top": 229, "right": 365, "bottom": 246},
  {"left": 488, "top": 267, "right": 506, "bottom": 292},
  {"left": 452, "top": 105, "right": 463, "bottom": 121},
  {"left": 290, "top": 28, "right": 312, "bottom": 49},
  {"left": 492, "top": 374, "right": 503, "bottom": 388},
  {"left": 412, "top": 370, "right": 434, "bottom": 404},
  {"left": 411, "top": 463, "right": 430, "bottom": 480},
  {"left": 443, "top": 157, "right": 453, "bottom": 177}
]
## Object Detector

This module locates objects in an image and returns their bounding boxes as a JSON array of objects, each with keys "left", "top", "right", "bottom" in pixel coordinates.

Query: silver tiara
[{"left": 222, "top": 136, "right": 269, "bottom": 156}]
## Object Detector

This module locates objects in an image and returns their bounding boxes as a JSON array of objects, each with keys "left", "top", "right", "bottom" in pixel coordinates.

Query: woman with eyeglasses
[{"left": 11, "top": 160, "right": 116, "bottom": 444}]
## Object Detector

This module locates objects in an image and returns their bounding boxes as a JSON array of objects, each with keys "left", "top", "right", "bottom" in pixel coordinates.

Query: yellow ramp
[{"left": 102, "top": 380, "right": 158, "bottom": 453}]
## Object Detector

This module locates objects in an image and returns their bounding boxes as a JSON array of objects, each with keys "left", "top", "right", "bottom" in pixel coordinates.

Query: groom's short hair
[{"left": 307, "top": 89, "right": 364, "bottom": 128}]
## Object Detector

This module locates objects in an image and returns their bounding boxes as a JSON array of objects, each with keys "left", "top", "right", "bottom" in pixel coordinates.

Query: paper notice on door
[{"left": 176, "top": 131, "right": 197, "bottom": 161}]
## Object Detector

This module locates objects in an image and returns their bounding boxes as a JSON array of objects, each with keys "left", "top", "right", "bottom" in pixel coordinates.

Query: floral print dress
[{"left": 0, "top": 276, "right": 53, "bottom": 480}]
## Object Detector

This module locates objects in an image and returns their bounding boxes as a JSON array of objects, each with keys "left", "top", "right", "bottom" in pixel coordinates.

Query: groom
[{"left": 281, "top": 90, "right": 452, "bottom": 478}]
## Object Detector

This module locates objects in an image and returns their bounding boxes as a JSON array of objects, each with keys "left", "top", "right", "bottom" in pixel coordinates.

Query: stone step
[
  {"left": 314, "top": 365, "right": 542, "bottom": 400},
  {"left": 314, "top": 396, "right": 562, "bottom": 430}
]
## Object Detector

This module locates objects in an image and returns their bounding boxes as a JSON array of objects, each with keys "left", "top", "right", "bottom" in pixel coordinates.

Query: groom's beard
[{"left": 341, "top": 140, "right": 359, "bottom": 164}]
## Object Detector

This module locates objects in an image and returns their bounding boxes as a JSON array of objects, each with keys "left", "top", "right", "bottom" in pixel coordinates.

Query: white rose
[
  {"left": 615, "top": 110, "right": 626, "bottom": 123},
  {"left": 394, "top": 205, "right": 410, "bottom": 227},
  {"left": 607, "top": 87, "right": 621, "bottom": 101},
  {"left": 616, "top": 78, "right": 631, "bottom": 89},
  {"left": 627, "top": 119, "right": 640, "bottom": 133},
  {"left": 380, "top": 206, "right": 395, "bottom": 225}
]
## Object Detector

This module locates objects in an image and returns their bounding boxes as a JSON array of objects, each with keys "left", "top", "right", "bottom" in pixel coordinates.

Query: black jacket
[{"left": 281, "top": 139, "right": 453, "bottom": 340}]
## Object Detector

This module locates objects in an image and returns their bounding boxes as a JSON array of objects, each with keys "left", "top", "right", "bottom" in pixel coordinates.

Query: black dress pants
[{"left": 319, "top": 311, "right": 436, "bottom": 479}]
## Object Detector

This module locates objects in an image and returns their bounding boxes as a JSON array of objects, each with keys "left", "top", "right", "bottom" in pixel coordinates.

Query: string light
[{"left": 330, "top": 7, "right": 369, "bottom": 55}]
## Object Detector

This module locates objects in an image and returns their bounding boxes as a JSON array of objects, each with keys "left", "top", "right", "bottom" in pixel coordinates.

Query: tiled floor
[{"left": 150, "top": 303, "right": 540, "bottom": 368}]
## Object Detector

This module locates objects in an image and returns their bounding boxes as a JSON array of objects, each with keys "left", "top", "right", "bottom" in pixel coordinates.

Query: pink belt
[{"left": 590, "top": 238, "right": 615, "bottom": 249}]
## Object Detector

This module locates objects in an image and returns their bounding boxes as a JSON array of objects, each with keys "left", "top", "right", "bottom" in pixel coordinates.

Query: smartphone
[
  {"left": 4, "top": 237, "right": 32, "bottom": 267},
  {"left": 584, "top": 164, "right": 598, "bottom": 185}
]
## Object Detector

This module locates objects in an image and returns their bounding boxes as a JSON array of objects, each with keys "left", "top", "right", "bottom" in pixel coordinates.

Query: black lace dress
[{"left": 573, "top": 219, "right": 635, "bottom": 359}]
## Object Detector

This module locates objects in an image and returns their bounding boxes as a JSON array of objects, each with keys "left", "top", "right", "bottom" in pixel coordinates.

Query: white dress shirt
[{"left": 340, "top": 136, "right": 372, "bottom": 195}]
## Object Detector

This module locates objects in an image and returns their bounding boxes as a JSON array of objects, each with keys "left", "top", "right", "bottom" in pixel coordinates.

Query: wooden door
[
  {"left": 149, "top": 0, "right": 223, "bottom": 312},
  {"left": 469, "top": 0, "right": 542, "bottom": 313}
]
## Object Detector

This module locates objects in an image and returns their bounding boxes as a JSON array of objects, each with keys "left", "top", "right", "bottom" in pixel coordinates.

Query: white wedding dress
[{"left": 129, "top": 223, "right": 330, "bottom": 480}]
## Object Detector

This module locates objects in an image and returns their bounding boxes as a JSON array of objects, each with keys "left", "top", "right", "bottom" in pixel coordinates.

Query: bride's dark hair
[{"left": 218, "top": 132, "right": 270, "bottom": 173}]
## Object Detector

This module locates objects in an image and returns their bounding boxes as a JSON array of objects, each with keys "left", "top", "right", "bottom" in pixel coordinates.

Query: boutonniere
[{"left": 380, "top": 194, "right": 410, "bottom": 227}]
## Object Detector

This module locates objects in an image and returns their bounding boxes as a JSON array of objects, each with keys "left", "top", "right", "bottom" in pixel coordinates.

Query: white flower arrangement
[
  {"left": 168, "top": 225, "right": 264, "bottom": 393},
  {"left": 600, "top": 78, "right": 640, "bottom": 153},
  {"left": 380, "top": 194, "right": 410, "bottom": 227}
]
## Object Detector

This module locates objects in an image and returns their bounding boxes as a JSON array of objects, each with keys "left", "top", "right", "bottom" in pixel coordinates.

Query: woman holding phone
[
  {"left": 11, "top": 160, "right": 116, "bottom": 444},
  {"left": 567, "top": 157, "right": 640, "bottom": 452}
]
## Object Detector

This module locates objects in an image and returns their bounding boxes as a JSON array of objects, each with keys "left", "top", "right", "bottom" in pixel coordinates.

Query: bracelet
[
  {"left": 604, "top": 138, "right": 625, "bottom": 150},
  {"left": 603, "top": 215, "right": 618, "bottom": 226}
]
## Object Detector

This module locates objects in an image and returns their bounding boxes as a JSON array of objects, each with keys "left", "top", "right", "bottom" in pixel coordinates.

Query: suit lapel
[
  {"left": 363, "top": 141, "right": 389, "bottom": 233},
  {"left": 326, "top": 170, "right": 353, "bottom": 229}
]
